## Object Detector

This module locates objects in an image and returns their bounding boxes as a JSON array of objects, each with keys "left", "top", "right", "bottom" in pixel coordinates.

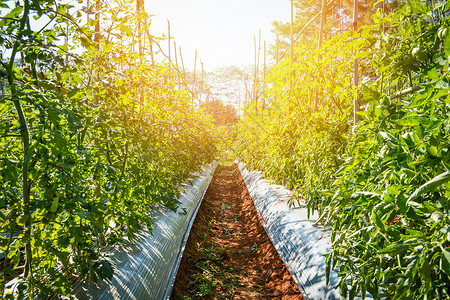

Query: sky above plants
[{"left": 146, "top": 0, "right": 291, "bottom": 71}]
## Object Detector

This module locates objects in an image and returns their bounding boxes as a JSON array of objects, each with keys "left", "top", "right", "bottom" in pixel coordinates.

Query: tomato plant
[
  {"left": 0, "top": 0, "right": 216, "bottom": 297},
  {"left": 232, "top": 31, "right": 361, "bottom": 211},
  {"left": 231, "top": 0, "right": 450, "bottom": 298}
]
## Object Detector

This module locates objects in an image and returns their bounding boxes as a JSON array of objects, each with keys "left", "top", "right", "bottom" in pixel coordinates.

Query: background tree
[{"left": 203, "top": 99, "right": 238, "bottom": 127}]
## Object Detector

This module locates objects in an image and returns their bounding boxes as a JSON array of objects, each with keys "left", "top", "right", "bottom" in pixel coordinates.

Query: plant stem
[{"left": 7, "top": 0, "right": 33, "bottom": 285}]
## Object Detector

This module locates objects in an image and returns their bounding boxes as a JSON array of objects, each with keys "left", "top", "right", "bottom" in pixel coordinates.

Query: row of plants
[
  {"left": 1, "top": 0, "right": 216, "bottom": 297},
  {"left": 232, "top": 30, "right": 361, "bottom": 210},
  {"left": 231, "top": 0, "right": 450, "bottom": 298}
]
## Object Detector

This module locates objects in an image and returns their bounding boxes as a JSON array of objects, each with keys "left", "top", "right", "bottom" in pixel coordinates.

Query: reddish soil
[{"left": 171, "top": 163, "right": 303, "bottom": 299}]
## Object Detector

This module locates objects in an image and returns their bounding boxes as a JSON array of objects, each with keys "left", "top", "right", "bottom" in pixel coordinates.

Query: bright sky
[{"left": 145, "top": 0, "right": 291, "bottom": 71}]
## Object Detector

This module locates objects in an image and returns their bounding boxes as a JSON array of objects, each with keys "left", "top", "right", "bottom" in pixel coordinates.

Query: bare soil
[{"left": 171, "top": 163, "right": 303, "bottom": 299}]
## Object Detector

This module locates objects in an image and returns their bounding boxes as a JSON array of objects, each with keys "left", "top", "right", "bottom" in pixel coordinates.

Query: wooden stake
[
  {"left": 263, "top": 40, "right": 266, "bottom": 116},
  {"left": 318, "top": 0, "right": 325, "bottom": 50},
  {"left": 244, "top": 76, "right": 250, "bottom": 106},
  {"left": 314, "top": 0, "right": 326, "bottom": 112},
  {"left": 238, "top": 90, "right": 241, "bottom": 113},
  {"left": 276, "top": 33, "right": 279, "bottom": 63},
  {"left": 290, "top": 0, "right": 296, "bottom": 88},
  {"left": 173, "top": 41, "right": 178, "bottom": 66},
  {"left": 201, "top": 61, "right": 205, "bottom": 101},
  {"left": 353, "top": 0, "right": 359, "bottom": 123},
  {"left": 87, "top": 0, "right": 90, "bottom": 24},
  {"left": 137, "top": 0, "right": 143, "bottom": 57},
  {"left": 142, "top": 20, "right": 146, "bottom": 51},
  {"left": 174, "top": 41, "right": 180, "bottom": 86},
  {"left": 147, "top": 22, "right": 154, "bottom": 64},
  {"left": 150, "top": 39, "right": 154, "bottom": 64},
  {"left": 167, "top": 20, "right": 171, "bottom": 63},
  {"left": 194, "top": 50, "right": 197, "bottom": 74},
  {"left": 290, "top": 0, "right": 294, "bottom": 60},
  {"left": 254, "top": 36, "right": 257, "bottom": 111},
  {"left": 193, "top": 49, "right": 197, "bottom": 102},
  {"left": 256, "top": 29, "right": 261, "bottom": 115},
  {"left": 179, "top": 46, "right": 186, "bottom": 77},
  {"left": 94, "top": 0, "right": 100, "bottom": 50}
]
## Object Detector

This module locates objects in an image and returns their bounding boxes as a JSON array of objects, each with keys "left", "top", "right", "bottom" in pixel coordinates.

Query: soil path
[{"left": 171, "top": 163, "right": 303, "bottom": 299}]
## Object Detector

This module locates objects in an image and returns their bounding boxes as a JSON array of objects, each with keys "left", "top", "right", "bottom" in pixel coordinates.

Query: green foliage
[
  {"left": 270, "top": 0, "right": 377, "bottom": 60},
  {"left": 233, "top": 0, "right": 450, "bottom": 298},
  {"left": 317, "top": 2, "right": 450, "bottom": 298},
  {"left": 203, "top": 99, "right": 237, "bottom": 127},
  {"left": 233, "top": 31, "right": 358, "bottom": 209},
  {"left": 0, "top": 0, "right": 216, "bottom": 297},
  {"left": 319, "top": 2, "right": 450, "bottom": 297},
  {"left": 323, "top": 84, "right": 450, "bottom": 299}
]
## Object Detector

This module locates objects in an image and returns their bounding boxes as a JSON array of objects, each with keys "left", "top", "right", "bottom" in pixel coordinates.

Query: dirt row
[{"left": 171, "top": 163, "right": 303, "bottom": 299}]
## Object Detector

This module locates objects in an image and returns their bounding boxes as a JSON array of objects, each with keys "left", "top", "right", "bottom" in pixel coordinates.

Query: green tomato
[
  {"left": 411, "top": 46, "right": 427, "bottom": 61},
  {"left": 380, "top": 95, "right": 390, "bottom": 107},
  {"left": 438, "top": 27, "right": 448, "bottom": 40}
]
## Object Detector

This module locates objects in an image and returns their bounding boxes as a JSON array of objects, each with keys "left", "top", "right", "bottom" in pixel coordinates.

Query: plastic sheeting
[
  {"left": 236, "top": 161, "right": 340, "bottom": 300},
  {"left": 70, "top": 161, "right": 218, "bottom": 299}
]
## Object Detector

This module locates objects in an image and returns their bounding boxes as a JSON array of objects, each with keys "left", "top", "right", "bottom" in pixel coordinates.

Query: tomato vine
[
  {"left": 231, "top": 0, "right": 450, "bottom": 298},
  {"left": 1, "top": 0, "right": 217, "bottom": 297}
]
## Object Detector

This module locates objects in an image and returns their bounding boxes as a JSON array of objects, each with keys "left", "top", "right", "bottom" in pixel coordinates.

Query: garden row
[
  {"left": 0, "top": 0, "right": 216, "bottom": 297},
  {"left": 231, "top": 1, "right": 450, "bottom": 299}
]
